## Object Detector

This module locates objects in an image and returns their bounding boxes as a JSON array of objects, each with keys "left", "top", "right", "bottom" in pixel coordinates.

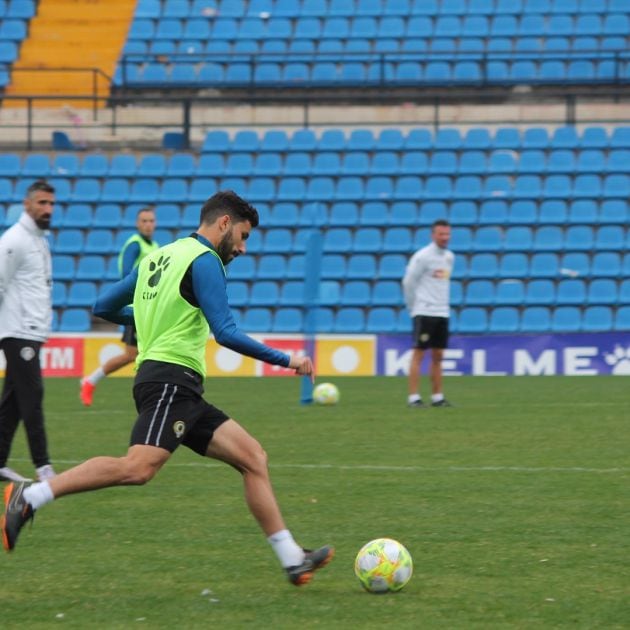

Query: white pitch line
[{"left": 13, "top": 459, "right": 629, "bottom": 474}]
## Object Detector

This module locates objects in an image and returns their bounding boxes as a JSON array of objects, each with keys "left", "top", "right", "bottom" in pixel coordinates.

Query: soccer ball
[
  {"left": 354, "top": 538, "right": 413, "bottom": 594},
  {"left": 313, "top": 382, "right": 340, "bottom": 405}
]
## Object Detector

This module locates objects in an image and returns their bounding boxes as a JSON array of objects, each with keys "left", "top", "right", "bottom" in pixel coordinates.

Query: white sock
[
  {"left": 267, "top": 529, "right": 305, "bottom": 568},
  {"left": 23, "top": 481, "right": 54, "bottom": 511},
  {"left": 408, "top": 394, "right": 421, "bottom": 404},
  {"left": 85, "top": 367, "right": 105, "bottom": 386},
  {"left": 432, "top": 393, "right": 444, "bottom": 403}
]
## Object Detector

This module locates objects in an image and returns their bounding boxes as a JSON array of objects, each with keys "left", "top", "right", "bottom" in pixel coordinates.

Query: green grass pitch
[{"left": 1, "top": 376, "right": 629, "bottom": 629}]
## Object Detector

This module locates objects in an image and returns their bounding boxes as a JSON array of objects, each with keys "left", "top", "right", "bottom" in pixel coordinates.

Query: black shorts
[
  {"left": 122, "top": 324, "right": 137, "bottom": 347},
  {"left": 412, "top": 315, "right": 449, "bottom": 350},
  {"left": 130, "top": 382, "right": 230, "bottom": 455}
]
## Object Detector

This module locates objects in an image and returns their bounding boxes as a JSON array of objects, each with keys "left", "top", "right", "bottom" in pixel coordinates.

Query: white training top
[
  {"left": 402, "top": 241, "right": 455, "bottom": 318},
  {"left": 0, "top": 212, "right": 52, "bottom": 342}
]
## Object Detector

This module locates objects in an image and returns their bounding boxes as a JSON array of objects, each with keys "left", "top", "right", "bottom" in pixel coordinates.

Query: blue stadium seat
[
  {"left": 84, "top": 230, "right": 114, "bottom": 254},
  {"left": 560, "top": 252, "right": 590, "bottom": 277},
  {"left": 52, "top": 255, "right": 76, "bottom": 281},
  {"left": 533, "top": 226, "right": 563, "bottom": 251},
  {"left": 556, "top": 279, "right": 587, "bottom": 305},
  {"left": 75, "top": 256, "right": 107, "bottom": 281},
  {"left": 509, "top": 200, "right": 539, "bottom": 225},
  {"left": 101, "top": 179, "right": 130, "bottom": 203},
  {"left": 490, "top": 307, "right": 519, "bottom": 332},
  {"left": 63, "top": 204, "right": 92, "bottom": 228},
  {"left": 377, "top": 254, "right": 407, "bottom": 279},
  {"left": 582, "top": 306, "right": 612, "bottom": 332},
  {"left": 347, "top": 254, "right": 377, "bottom": 279},
  {"left": 591, "top": 252, "right": 621, "bottom": 278},
  {"left": 341, "top": 152, "right": 370, "bottom": 176},
  {"left": 603, "top": 174, "right": 630, "bottom": 198},
  {"left": 473, "top": 226, "right": 503, "bottom": 252},
  {"left": 551, "top": 306, "right": 581, "bottom": 332},
  {"left": 268, "top": 202, "right": 300, "bottom": 227},
  {"left": 616, "top": 306, "right": 630, "bottom": 331},
  {"left": 337, "top": 176, "right": 367, "bottom": 200},
  {"left": 498, "top": 253, "right": 528, "bottom": 279},
  {"left": 595, "top": 225, "right": 625, "bottom": 250},
  {"left": 242, "top": 308, "right": 273, "bottom": 332},
  {"left": 158, "top": 179, "right": 188, "bottom": 203},
  {"left": 359, "top": 201, "right": 389, "bottom": 226},
  {"left": 278, "top": 280, "right": 304, "bottom": 306},
  {"left": 341, "top": 280, "right": 371, "bottom": 306},
  {"left": 504, "top": 226, "right": 533, "bottom": 251},
  {"left": 525, "top": 279, "right": 555, "bottom": 305},
  {"left": 54, "top": 229, "right": 84, "bottom": 254},
  {"left": 228, "top": 255, "right": 255, "bottom": 280},
  {"left": 58, "top": 308, "right": 91, "bottom": 332},
  {"left": 261, "top": 228, "right": 292, "bottom": 253},
  {"left": 372, "top": 280, "right": 402, "bottom": 306},
  {"left": 468, "top": 253, "right": 498, "bottom": 278},
  {"left": 521, "top": 306, "right": 551, "bottom": 332},
  {"left": 465, "top": 279, "right": 495, "bottom": 305},
  {"left": 353, "top": 227, "right": 382, "bottom": 252},
  {"left": 283, "top": 153, "right": 311, "bottom": 176},
  {"left": 272, "top": 308, "right": 303, "bottom": 333},
  {"left": 564, "top": 225, "right": 594, "bottom": 250},
  {"left": 249, "top": 281, "right": 279, "bottom": 307},
  {"left": 450, "top": 201, "right": 477, "bottom": 225},
  {"left": 333, "top": 308, "right": 365, "bottom": 333},
  {"left": 587, "top": 279, "right": 617, "bottom": 305},
  {"left": 458, "top": 307, "right": 487, "bottom": 333},
  {"left": 323, "top": 227, "right": 353, "bottom": 253},
  {"left": 67, "top": 281, "right": 98, "bottom": 307},
  {"left": 495, "top": 280, "right": 525, "bottom": 305},
  {"left": 567, "top": 199, "right": 596, "bottom": 224},
  {"left": 366, "top": 307, "right": 398, "bottom": 333}
]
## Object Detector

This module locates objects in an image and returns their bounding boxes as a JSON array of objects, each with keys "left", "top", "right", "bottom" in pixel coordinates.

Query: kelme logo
[
  {"left": 173, "top": 420, "right": 186, "bottom": 438},
  {"left": 148, "top": 255, "right": 170, "bottom": 287}
]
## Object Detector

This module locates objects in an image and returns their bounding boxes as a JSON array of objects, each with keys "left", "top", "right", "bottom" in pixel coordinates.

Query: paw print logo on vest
[{"left": 148, "top": 255, "right": 170, "bottom": 287}]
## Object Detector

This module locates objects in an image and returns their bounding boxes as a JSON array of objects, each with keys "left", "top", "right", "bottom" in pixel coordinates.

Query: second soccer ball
[{"left": 313, "top": 382, "right": 340, "bottom": 405}]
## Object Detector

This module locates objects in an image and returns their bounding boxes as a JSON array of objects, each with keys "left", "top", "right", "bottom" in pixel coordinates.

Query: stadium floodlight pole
[{"left": 300, "top": 205, "right": 323, "bottom": 405}]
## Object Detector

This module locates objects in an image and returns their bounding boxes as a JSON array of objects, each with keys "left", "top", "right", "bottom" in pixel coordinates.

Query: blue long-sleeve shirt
[
  {"left": 120, "top": 240, "right": 141, "bottom": 277},
  {"left": 95, "top": 235, "right": 291, "bottom": 369}
]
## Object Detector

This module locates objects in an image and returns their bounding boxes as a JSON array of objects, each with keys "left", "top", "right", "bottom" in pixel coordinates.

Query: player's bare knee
[
  {"left": 243, "top": 442, "right": 269, "bottom": 476},
  {"left": 122, "top": 459, "right": 159, "bottom": 485}
]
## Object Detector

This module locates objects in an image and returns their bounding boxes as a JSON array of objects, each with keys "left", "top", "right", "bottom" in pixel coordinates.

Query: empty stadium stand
[{"left": 1, "top": 124, "right": 628, "bottom": 334}]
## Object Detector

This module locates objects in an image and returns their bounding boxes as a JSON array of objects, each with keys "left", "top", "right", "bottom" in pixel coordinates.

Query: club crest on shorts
[
  {"left": 20, "top": 346, "right": 36, "bottom": 361},
  {"left": 173, "top": 420, "right": 186, "bottom": 438},
  {"left": 420, "top": 333, "right": 429, "bottom": 342}
]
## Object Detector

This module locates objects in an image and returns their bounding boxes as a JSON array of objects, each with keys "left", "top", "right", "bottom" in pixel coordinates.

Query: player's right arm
[
  {"left": 0, "top": 230, "right": 22, "bottom": 308},
  {"left": 402, "top": 251, "right": 426, "bottom": 312}
]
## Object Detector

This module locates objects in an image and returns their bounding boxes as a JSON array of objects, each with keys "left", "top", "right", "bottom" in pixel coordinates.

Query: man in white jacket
[
  {"left": 402, "top": 219, "right": 455, "bottom": 408},
  {"left": 0, "top": 180, "right": 56, "bottom": 482}
]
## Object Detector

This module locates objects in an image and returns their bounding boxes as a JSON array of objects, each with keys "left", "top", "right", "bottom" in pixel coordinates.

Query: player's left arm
[
  {"left": 192, "top": 254, "right": 294, "bottom": 368},
  {"left": 93, "top": 268, "right": 138, "bottom": 324}
]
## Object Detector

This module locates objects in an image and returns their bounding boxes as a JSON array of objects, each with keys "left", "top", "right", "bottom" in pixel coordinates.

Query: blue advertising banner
[{"left": 378, "top": 332, "right": 630, "bottom": 376}]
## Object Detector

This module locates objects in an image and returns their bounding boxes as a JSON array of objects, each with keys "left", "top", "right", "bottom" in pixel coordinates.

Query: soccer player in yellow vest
[
  {"left": 2, "top": 191, "right": 334, "bottom": 586},
  {"left": 80, "top": 207, "right": 158, "bottom": 406}
]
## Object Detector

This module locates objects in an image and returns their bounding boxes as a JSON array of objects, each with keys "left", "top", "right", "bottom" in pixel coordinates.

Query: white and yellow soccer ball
[
  {"left": 354, "top": 538, "right": 413, "bottom": 594},
  {"left": 313, "top": 382, "right": 340, "bottom": 405}
]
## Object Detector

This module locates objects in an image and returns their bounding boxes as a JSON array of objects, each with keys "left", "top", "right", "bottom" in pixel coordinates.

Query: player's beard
[
  {"left": 216, "top": 230, "right": 236, "bottom": 265},
  {"left": 35, "top": 215, "right": 51, "bottom": 230}
]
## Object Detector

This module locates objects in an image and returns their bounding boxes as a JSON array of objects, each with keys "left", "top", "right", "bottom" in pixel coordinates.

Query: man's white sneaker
[
  {"left": 35, "top": 465, "right": 56, "bottom": 481},
  {"left": 0, "top": 467, "right": 31, "bottom": 483}
]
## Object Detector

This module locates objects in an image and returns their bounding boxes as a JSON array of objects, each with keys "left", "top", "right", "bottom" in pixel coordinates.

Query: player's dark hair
[
  {"left": 199, "top": 190, "right": 259, "bottom": 228},
  {"left": 432, "top": 219, "right": 450, "bottom": 230},
  {"left": 26, "top": 180, "right": 55, "bottom": 196},
  {"left": 137, "top": 206, "right": 155, "bottom": 217}
]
